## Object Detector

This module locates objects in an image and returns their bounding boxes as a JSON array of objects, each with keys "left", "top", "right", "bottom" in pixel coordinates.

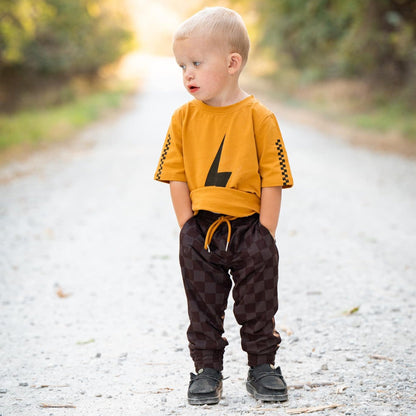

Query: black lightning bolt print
[{"left": 205, "top": 135, "right": 232, "bottom": 187}]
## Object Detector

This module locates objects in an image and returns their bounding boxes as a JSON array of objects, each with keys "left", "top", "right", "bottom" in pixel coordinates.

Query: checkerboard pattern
[
  {"left": 275, "top": 137, "right": 291, "bottom": 188},
  {"left": 179, "top": 211, "right": 281, "bottom": 371},
  {"left": 155, "top": 133, "right": 171, "bottom": 181}
]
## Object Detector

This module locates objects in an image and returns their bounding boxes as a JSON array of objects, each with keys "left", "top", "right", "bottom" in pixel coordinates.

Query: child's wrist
[
  {"left": 179, "top": 213, "right": 194, "bottom": 228},
  {"left": 267, "top": 227, "right": 276, "bottom": 238},
  {"left": 260, "top": 221, "right": 276, "bottom": 237}
]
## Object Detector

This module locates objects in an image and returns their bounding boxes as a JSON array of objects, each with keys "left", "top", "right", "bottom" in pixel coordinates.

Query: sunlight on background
[
  {"left": 2, "top": 0, "right": 412, "bottom": 148},
  {"left": 118, "top": 0, "right": 259, "bottom": 80},
  {"left": 124, "top": 0, "right": 256, "bottom": 54},
  {"left": 125, "top": 0, "right": 183, "bottom": 55},
  {"left": 117, "top": 0, "right": 197, "bottom": 80}
]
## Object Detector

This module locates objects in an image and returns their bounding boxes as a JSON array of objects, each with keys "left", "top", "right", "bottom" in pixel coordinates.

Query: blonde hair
[{"left": 173, "top": 7, "right": 250, "bottom": 67}]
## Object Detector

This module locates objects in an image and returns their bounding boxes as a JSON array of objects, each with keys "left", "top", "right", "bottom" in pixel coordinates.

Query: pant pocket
[
  {"left": 257, "top": 221, "right": 276, "bottom": 243},
  {"left": 179, "top": 215, "right": 196, "bottom": 237}
]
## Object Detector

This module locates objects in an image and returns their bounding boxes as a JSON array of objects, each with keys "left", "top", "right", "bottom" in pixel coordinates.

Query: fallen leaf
[
  {"left": 56, "top": 287, "right": 71, "bottom": 298},
  {"left": 370, "top": 354, "right": 393, "bottom": 361},
  {"left": 155, "top": 387, "right": 173, "bottom": 394},
  {"left": 343, "top": 306, "right": 360, "bottom": 316},
  {"left": 40, "top": 403, "right": 76, "bottom": 409},
  {"left": 286, "top": 404, "right": 342, "bottom": 414},
  {"left": 289, "top": 381, "right": 334, "bottom": 390},
  {"left": 76, "top": 338, "right": 95, "bottom": 345},
  {"left": 336, "top": 385, "right": 349, "bottom": 394},
  {"left": 278, "top": 324, "right": 294, "bottom": 336}
]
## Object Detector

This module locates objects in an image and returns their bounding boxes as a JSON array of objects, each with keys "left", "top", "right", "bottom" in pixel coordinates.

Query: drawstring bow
[{"left": 204, "top": 215, "right": 237, "bottom": 252}]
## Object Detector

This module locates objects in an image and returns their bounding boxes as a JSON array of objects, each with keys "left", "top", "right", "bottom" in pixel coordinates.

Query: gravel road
[{"left": 1, "top": 56, "right": 415, "bottom": 416}]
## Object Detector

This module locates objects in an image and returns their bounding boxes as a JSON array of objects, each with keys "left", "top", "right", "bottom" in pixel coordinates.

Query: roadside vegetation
[
  {"left": 0, "top": 78, "right": 136, "bottom": 153},
  {"left": 1, "top": 0, "right": 415, "bottom": 159},
  {"left": 226, "top": 0, "right": 416, "bottom": 141},
  {"left": 0, "top": 0, "right": 138, "bottom": 155}
]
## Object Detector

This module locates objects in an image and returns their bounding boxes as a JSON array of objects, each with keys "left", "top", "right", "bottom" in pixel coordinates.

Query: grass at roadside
[
  {"left": 277, "top": 92, "right": 416, "bottom": 142},
  {"left": 245, "top": 61, "right": 416, "bottom": 143},
  {"left": 0, "top": 80, "right": 138, "bottom": 154},
  {"left": 346, "top": 102, "right": 416, "bottom": 140},
  {"left": 283, "top": 84, "right": 416, "bottom": 141}
]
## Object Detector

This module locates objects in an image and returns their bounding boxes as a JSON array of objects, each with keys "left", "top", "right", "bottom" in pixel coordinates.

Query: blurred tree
[
  {"left": 256, "top": 0, "right": 350, "bottom": 75},
  {"left": 231, "top": 0, "right": 416, "bottom": 99},
  {"left": 339, "top": 0, "right": 416, "bottom": 93},
  {"left": 0, "top": 0, "right": 49, "bottom": 66},
  {"left": 0, "top": 0, "right": 137, "bottom": 75}
]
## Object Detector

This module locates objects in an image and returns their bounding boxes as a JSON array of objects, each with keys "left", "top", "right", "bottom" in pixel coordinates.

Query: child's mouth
[{"left": 189, "top": 86, "right": 200, "bottom": 92}]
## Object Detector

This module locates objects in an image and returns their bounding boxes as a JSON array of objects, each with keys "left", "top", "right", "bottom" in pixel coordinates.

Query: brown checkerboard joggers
[{"left": 179, "top": 210, "right": 281, "bottom": 372}]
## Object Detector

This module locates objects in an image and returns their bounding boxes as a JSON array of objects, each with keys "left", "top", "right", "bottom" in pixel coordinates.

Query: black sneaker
[
  {"left": 187, "top": 368, "right": 223, "bottom": 405},
  {"left": 246, "top": 364, "right": 288, "bottom": 402}
]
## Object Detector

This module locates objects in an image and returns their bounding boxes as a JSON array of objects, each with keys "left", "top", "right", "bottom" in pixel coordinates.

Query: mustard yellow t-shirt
[{"left": 154, "top": 95, "right": 293, "bottom": 217}]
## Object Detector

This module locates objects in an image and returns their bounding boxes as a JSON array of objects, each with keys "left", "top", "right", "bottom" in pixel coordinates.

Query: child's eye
[
  {"left": 179, "top": 64, "right": 186, "bottom": 70},
  {"left": 193, "top": 61, "right": 201, "bottom": 67}
]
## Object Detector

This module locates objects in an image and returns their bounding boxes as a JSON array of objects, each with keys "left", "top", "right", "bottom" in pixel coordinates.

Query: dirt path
[{"left": 1, "top": 56, "right": 415, "bottom": 416}]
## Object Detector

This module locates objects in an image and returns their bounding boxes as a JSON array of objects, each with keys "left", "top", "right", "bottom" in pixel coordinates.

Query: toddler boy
[{"left": 154, "top": 6, "right": 293, "bottom": 405}]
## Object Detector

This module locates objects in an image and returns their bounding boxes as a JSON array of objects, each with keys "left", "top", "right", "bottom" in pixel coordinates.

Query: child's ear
[{"left": 228, "top": 53, "right": 243, "bottom": 74}]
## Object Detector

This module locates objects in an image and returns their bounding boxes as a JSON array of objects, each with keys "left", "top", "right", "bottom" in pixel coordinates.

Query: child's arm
[
  {"left": 259, "top": 186, "right": 282, "bottom": 237},
  {"left": 169, "top": 181, "right": 193, "bottom": 228}
]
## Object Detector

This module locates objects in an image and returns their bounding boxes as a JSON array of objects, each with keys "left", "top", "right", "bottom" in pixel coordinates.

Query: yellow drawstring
[{"left": 204, "top": 216, "right": 237, "bottom": 252}]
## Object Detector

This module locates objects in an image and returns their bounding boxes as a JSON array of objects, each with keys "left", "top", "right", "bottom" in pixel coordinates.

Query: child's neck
[{"left": 203, "top": 86, "right": 249, "bottom": 107}]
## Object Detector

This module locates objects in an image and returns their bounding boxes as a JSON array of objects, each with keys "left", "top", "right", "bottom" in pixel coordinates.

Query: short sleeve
[
  {"left": 256, "top": 113, "right": 293, "bottom": 188},
  {"left": 154, "top": 109, "right": 187, "bottom": 183}
]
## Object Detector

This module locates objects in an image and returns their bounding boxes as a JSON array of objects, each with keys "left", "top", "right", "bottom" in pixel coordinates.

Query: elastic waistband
[
  {"left": 198, "top": 211, "right": 258, "bottom": 252},
  {"left": 197, "top": 210, "right": 258, "bottom": 225}
]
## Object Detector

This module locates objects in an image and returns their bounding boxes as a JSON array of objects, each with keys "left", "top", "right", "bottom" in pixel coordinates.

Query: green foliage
[
  {"left": 348, "top": 101, "right": 416, "bottom": 140},
  {"left": 0, "top": 80, "right": 133, "bottom": 151},
  {"left": 0, "top": 0, "right": 137, "bottom": 75},
  {"left": 233, "top": 0, "right": 416, "bottom": 101},
  {"left": 338, "top": 0, "right": 416, "bottom": 85},
  {"left": 258, "top": 0, "right": 351, "bottom": 76}
]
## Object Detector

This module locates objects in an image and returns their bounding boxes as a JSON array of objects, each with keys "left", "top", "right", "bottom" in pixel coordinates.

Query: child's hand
[
  {"left": 259, "top": 186, "right": 282, "bottom": 238},
  {"left": 170, "top": 181, "right": 193, "bottom": 228},
  {"left": 265, "top": 225, "right": 276, "bottom": 238}
]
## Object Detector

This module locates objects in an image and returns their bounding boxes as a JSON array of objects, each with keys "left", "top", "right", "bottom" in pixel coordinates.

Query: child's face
[{"left": 173, "top": 36, "right": 231, "bottom": 106}]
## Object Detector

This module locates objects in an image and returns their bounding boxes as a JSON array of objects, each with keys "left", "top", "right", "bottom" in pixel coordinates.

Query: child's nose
[{"left": 185, "top": 68, "right": 194, "bottom": 80}]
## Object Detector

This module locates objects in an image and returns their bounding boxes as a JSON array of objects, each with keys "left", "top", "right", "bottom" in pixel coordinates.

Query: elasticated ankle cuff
[
  {"left": 193, "top": 349, "right": 224, "bottom": 372},
  {"left": 248, "top": 353, "right": 275, "bottom": 368}
]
